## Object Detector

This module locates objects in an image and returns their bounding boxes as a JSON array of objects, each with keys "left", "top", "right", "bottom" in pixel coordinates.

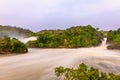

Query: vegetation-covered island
[
  {"left": 27, "top": 25, "right": 104, "bottom": 48},
  {"left": 0, "top": 36, "right": 28, "bottom": 54}
]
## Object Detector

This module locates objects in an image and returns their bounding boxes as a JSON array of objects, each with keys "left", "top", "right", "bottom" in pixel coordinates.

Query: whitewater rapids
[
  {"left": 19, "top": 37, "right": 37, "bottom": 43},
  {"left": 0, "top": 38, "right": 120, "bottom": 80}
]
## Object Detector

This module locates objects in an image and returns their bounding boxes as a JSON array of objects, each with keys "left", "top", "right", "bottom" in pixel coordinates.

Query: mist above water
[
  {"left": 0, "top": 32, "right": 37, "bottom": 43},
  {"left": 19, "top": 37, "right": 37, "bottom": 43},
  {"left": 0, "top": 31, "right": 27, "bottom": 38},
  {"left": 0, "top": 37, "right": 119, "bottom": 80}
]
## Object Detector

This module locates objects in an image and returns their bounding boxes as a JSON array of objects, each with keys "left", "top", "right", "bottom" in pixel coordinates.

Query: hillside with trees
[
  {"left": 0, "top": 25, "right": 35, "bottom": 38},
  {"left": 0, "top": 36, "right": 28, "bottom": 54},
  {"left": 27, "top": 25, "right": 104, "bottom": 48}
]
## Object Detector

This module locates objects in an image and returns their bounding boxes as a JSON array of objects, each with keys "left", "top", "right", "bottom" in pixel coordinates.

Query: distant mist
[{"left": 0, "top": 31, "right": 27, "bottom": 39}]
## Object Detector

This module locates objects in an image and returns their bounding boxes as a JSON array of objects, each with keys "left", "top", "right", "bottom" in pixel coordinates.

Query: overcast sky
[{"left": 0, "top": 0, "right": 120, "bottom": 32}]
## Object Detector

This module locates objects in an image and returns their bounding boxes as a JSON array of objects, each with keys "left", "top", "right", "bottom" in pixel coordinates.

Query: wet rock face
[
  {"left": 0, "top": 50, "right": 10, "bottom": 54},
  {"left": 107, "top": 44, "right": 120, "bottom": 49}
]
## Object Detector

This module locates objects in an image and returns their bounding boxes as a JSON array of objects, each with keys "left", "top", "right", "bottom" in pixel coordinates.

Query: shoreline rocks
[{"left": 107, "top": 44, "right": 120, "bottom": 50}]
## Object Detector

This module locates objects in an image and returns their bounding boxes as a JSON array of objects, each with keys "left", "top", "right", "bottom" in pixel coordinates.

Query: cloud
[
  {"left": 0, "top": 0, "right": 120, "bottom": 31},
  {"left": 67, "top": 0, "right": 120, "bottom": 18}
]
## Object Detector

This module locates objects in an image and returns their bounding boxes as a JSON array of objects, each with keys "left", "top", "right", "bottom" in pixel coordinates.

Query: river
[{"left": 0, "top": 38, "right": 120, "bottom": 80}]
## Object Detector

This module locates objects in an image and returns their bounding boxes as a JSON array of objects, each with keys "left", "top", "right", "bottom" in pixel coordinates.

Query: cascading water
[
  {"left": 100, "top": 38, "right": 107, "bottom": 47},
  {"left": 19, "top": 37, "right": 37, "bottom": 43},
  {"left": 93, "top": 38, "right": 107, "bottom": 49}
]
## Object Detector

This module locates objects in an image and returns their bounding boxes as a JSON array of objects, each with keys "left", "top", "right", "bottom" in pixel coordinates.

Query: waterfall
[
  {"left": 101, "top": 38, "right": 107, "bottom": 47},
  {"left": 19, "top": 37, "right": 37, "bottom": 43},
  {"left": 92, "top": 38, "right": 107, "bottom": 49}
]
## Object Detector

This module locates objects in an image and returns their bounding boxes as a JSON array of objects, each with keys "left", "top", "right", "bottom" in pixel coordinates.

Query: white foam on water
[
  {"left": 0, "top": 38, "right": 120, "bottom": 80},
  {"left": 19, "top": 37, "right": 37, "bottom": 43}
]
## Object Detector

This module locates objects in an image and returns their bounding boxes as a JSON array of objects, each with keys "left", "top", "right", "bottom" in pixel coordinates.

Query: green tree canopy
[
  {"left": 107, "top": 28, "right": 120, "bottom": 44},
  {"left": 0, "top": 36, "right": 28, "bottom": 53},
  {"left": 28, "top": 25, "right": 103, "bottom": 48}
]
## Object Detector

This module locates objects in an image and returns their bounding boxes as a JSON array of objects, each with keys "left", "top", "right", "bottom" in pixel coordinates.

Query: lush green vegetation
[
  {"left": 107, "top": 29, "right": 120, "bottom": 49},
  {"left": 55, "top": 63, "right": 120, "bottom": 80},
  {"left": 28, "top": 25, "right": 103, "bottom": 48},
  {"left": 0, "top": 25, "right": 35, "bottom": 37},
  {"left": 107, "top": 29, "right": 120, "bottom": 44},
  {"left": 0, "top": 36, "right": 28, "bottom": 53}
]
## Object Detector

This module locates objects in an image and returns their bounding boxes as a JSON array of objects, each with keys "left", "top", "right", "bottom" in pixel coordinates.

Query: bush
[
  {"left": 55, "top": 63, "right": 120, "bottom": 80},
  {"left": 107, "top": 29, "right": 120, "bottom": 49},
  {"left": 107, "top": 29, "right": 120, "bottom": 44},
  {"left": 0, "top": 36, "right": 28, "bottom": 53}
]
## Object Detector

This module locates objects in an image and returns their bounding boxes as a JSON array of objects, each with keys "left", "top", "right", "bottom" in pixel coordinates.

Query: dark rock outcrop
[
  {"left": 0, "top": 50, "right": 10, "bottom": 54},
  {"left": 107, "top": 44, "right": 120, "bottom": 50}
]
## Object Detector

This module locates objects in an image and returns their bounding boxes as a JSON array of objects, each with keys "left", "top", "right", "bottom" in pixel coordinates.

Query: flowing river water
[{"left": 0, "top": 38, "right": 120, "bottom": 80}]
